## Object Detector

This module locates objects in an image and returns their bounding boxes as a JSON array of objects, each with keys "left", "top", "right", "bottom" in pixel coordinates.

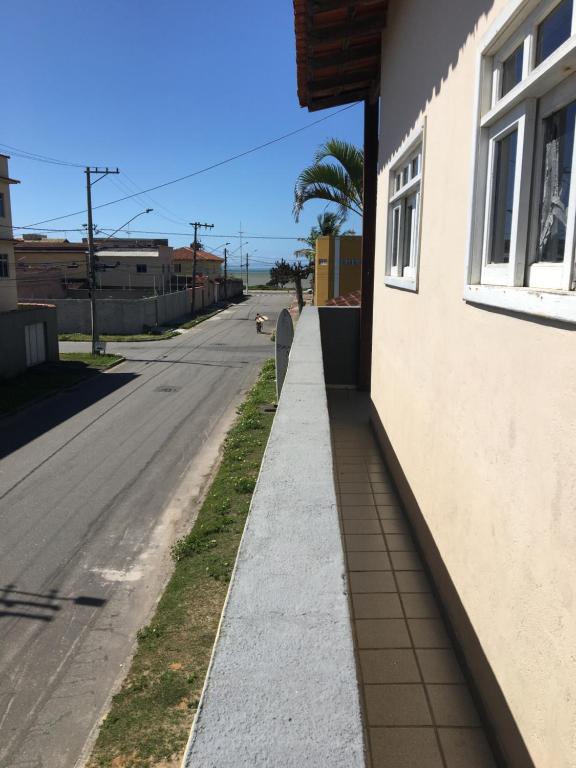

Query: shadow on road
[
  {"left": 0, "top": 370, "right": 138, "bottom": 461},
  {"left": 0, "top": 584, "right": 107, "bottom": 623}
]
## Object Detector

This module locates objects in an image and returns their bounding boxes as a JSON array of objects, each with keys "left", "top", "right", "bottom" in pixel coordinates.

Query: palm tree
[
  {"left": 294, "top": 211, "right": 355, "bottom": 262},
  {"left": 293, "top": 138, "right": 364, "bottom": 222}
]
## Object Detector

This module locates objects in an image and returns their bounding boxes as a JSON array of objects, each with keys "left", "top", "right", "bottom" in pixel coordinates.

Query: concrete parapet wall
[
  {"left": 182, "top": 307, "right": 364, "bottom": 767},
  {"left": 318, "top": 306, "right": 360, "bottom": 387}
]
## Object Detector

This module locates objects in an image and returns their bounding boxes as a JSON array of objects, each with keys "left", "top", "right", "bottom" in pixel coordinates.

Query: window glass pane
[
  {"left": 0, "top": 193, "right": 4, "bottom": 218},
  {"left": 395, "top": 173, "right": 401, "bottom": 193},
  {"left": 489, "top": 129, "right": 518, "bottom": 264},
  {"left": 537, "top": 100, "right": 576, "bottom": 262},
  {"left": 501, "top": 44, "right": 523, "bottom": 96},
  {"left": 0, "top": 255, "right": 8, "bottom": 278},
  {"left": 391, "top": 207, "right": 401, "bottom": 267},
  {"left": 411, "top": 155, "right": 420, "bottom": 177},
  {"left": 536, "top": 0, "right": 573, "bottom": 66},
  {"left": 403, "top": 193, "right": 419, "bottom": 269},
  {"left": 402, "top": 166, "right": 409, "bottom": 186}
]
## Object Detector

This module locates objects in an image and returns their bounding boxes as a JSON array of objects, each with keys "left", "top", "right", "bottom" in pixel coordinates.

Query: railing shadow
[{"left": 0, "top": 584, "right": 107, "bottom": 623}]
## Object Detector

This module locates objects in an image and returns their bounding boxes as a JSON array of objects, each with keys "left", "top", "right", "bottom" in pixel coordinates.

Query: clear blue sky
[{"left": 4, "top": 0, "right": 363, "bottom": 272}]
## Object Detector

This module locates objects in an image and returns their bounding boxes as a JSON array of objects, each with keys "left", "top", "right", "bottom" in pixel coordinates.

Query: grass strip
[
  {"left": 0, "top": 353, "right": 124, "bottom": 416},
  {"left": 58, "top": 331, "right": 179, "bottom": 342},
  {"left": 87, "top": 359, "right": 277, "bottom": 768}
]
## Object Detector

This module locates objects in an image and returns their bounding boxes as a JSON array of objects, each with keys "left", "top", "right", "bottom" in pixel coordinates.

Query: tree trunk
[{"left": 294, "top": 276, "right": 304, "bottom": 314}]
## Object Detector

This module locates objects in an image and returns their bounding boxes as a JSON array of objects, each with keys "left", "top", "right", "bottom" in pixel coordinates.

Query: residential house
[
  {"left": 181, "top": 2, "right": 576, "bottom": 768},
  {"left": 14, "top": 234, "right": 88, "bottom": 284},
  {"left": 94, "top": 243, "right": 173, "bottom": 291},
  {"left": 172, "top": 247, "right": 224, "bottom": 282},
  {"left": 314, "top": 235, "right": 362, "bottom": 305},
  {"left": 0, "top": 155, "right": 58, "bottom": 377}
]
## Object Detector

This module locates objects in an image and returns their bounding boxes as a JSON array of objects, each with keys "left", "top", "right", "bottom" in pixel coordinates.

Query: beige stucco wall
[{"left": 372, "top": 1, "right": 576, "bottom": 766}]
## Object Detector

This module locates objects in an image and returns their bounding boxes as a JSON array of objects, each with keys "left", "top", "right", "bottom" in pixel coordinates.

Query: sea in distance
[{"left": 227, "top": 269, "right": 311, "bottom": 288}]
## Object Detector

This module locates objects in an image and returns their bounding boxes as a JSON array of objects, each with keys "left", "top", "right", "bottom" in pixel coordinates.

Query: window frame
[
  {"left": 0, "top": 254, "right": 9, "bottom": 278},
  {"left": 0, "top": 193, "right": 5, "bottom": 219},
  {"left": 465, "top": 0, "right": 576, "bottom": 323},
  {"left": 385, "top": 123, "right": 425, "bottom": 292}
]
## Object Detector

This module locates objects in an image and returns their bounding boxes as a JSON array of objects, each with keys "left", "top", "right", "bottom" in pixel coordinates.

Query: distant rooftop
[{"left": 173, "top": 247, "right": 224, "bottom": 262}]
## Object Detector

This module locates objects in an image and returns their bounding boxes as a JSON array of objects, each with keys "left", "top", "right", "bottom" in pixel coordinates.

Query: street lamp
[{"left": 90, "top": 208, "right": 153, "bottom": 354}]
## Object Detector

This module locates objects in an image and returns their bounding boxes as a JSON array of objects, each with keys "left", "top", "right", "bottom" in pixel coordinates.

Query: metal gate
[{"left": 25, "top": 322, "right": 46, "bottom": 367}]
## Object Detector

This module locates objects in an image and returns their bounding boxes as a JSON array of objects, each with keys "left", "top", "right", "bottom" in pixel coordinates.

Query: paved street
[{"left": 0, "top": 293, "right": 289, "bottom": 768}]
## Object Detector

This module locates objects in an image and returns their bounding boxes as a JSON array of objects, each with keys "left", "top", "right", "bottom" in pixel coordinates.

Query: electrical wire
[{"left": 22, "top": 103, "right": 358, "bottom": 227}]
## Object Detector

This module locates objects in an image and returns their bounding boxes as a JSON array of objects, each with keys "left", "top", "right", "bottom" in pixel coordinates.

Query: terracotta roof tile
[
  {"left": 325, "top": 289, "right": 361, "bottom": 307},
  {"left": 173, "top": 247, "right": 224, "bottom": 262}
]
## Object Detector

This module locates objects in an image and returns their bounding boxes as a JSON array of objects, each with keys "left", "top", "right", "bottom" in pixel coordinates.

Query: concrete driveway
[{"left": 0, "top": 293, "right": 289, "bottom": 768}]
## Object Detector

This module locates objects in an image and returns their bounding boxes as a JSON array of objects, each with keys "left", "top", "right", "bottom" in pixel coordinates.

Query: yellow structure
[{"left": 313, "top": 235, "right": 361, "bottom": 306}]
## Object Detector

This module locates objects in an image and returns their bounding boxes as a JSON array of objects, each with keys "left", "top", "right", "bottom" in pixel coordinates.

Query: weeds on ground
[{"left": 87, "top": 359, "right": 276, "bottom": 768}]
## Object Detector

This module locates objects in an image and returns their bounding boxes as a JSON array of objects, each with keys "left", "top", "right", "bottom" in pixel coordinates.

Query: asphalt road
[{"left": 0, "top": 293, "right": 290, "bottom": 768}]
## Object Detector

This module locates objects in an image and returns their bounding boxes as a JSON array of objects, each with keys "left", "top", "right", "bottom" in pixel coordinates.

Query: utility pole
[
  {"left": 245, "top": 251, "right": 249, "bottom": 294},
  {"left": 239, "top": 223, "right": 245, "bottom": 294},
  {"left": 85, "top": 166, "right": 119, "bottom": 354},
  {"left": 189, "top": 221, "right": 214, "bottom": 315},
  {"left": 223, "top": 246, "right": 228, "bottom": 300}
]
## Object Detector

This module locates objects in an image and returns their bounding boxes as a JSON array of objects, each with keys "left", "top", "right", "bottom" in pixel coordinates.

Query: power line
[
  {"left": 22, "top": 103, "right": 358, "bottom": 227},
  {"left": 8, "top": 224, "right": 305, "bottom": 240},
  {"left": 0, "top": 142, "right": 87, "bottom": 168}
]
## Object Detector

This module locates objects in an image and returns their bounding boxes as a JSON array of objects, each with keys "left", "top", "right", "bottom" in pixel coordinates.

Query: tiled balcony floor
[{"left": 328, "top": 390, "right": 498, "bottom": 768}]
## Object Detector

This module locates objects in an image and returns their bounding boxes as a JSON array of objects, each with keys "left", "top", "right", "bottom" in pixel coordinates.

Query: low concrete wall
[
  {"left": 318, "top": 306, "right": 360, "bottom": 387},
  {"left": 29, "top": 280, "right": 245, "bottom": 334},
  {"left": 182, "top": 308, "right": 364, "bottom": 767},
  {"left": 44, "top": 290, "right": 193, "bottom": 334},
  {"left": 0, "top": 304, "right": 59, "bottom": 379}
]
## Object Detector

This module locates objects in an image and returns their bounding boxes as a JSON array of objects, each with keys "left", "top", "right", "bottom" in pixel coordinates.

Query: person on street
[{"left": 255, "top": 313, "right": 264, "bottom": 334}]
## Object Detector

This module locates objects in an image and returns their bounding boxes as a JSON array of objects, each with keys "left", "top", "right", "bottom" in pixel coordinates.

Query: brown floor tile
[
  {"left": 408, "top": 619, "right": 452, "bottom": 649},
  {"left": 377, "top": 505, "right": 404, "bottom": 520},
  {"left": 365, "top": 684, "right": 432, "bottom": 726},
  {"left": 349, "top": 571, "right": 397, "bottom": 593},
  {"left": 370, "top": 482, "right": 395, "bottom": 493},
  {"left": 401, "top": 593, "right": 441, "bottom": 618},
  {"left": 338, "top": 471, "right": 370, "bottom": 481},
  {"left": 427, "top": 685, "right": 481, "bottom": 726},
  {"left": 360, "top": 649, "right": 420, "bottom": 683},
  {"left": 345, "top": 534, "right": 386, "bottom": 551},
  {"left": 343, "top": 519, "right": 382, "bottom": 535},
  {"left": 438, "top": 728, "right": 496, "bottom": 768},
  {"left": 341, "top": 493, "right": 375, "bottom": 506},
  {"left": 373, "top": 493, "right": 396, "bottom": 505},
  {"left": 368, "top": 468, "right": 390, "bottom": 478},
  {"left": 380, "top": 518, "right": 410, "bottom": 534},
  {"left": 356, "top": 619, "right": 411, "bottom": 648},
  {"left": 386, "top": 534, "right": 416, "bottom": 552},
  {"left": 339, "top": 482, "right": 373, "bottom": 493},
  {"left": 341, "top": 506, "right": 379, "bottom": 520},
  {"left": 390, "top": 551, "right": 423, "bottom": 570},
  {"left": 353, "top": 593, "right": 403, "bottom": 619},
  {"left": 370, "top": 727, "right": 444, "bottom": 768},
  {"left": 347, "top": 551, "right": 391, "bottom": 571},
  {"left": 416, "top": 649, "right": 465, "bottom": 684},
  {"left": 396, "top": 571, "right": 432, "bottom": 593}
]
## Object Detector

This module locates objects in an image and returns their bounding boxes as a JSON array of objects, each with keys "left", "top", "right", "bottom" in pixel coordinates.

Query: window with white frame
[
  {"left": 385, "top": 132, "right": 423, "bottom": 290},
  {"left": 467, "top": 0, "right": 576, "bottom": 321}
]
